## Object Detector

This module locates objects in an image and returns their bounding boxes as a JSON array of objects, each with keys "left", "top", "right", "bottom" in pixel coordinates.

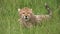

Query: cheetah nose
[
  {"left": 25, "top": 16, "right": 28, "bottom": 19},
  {"left": 25, "top": 16, "right": 27, "bottom": 17}
]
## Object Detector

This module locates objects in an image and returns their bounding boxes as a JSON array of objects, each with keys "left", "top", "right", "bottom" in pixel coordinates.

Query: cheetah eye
[{"left": 23, "top": 13, "right": 25, "bottom": 14}]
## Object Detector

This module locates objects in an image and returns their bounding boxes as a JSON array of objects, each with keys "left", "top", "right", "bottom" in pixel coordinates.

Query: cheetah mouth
[{"left": 24, "top": 18, "right": 30, "bottom": 21}]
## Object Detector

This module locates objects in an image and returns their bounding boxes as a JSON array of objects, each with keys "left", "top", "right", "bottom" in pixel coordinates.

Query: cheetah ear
[
  {"left": 31, "top": 9, "right": 32, "bottom": 10},
  {"left": 18, "top": 8, "right": 20, "bottom": 12},
  {"left": 30, "top": 9, "right": 33, "bottom": 13}
]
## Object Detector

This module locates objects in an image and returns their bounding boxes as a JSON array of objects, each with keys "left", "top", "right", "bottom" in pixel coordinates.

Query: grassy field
[{"left": 0, "top": 0, "right": 60, "bottom": 34}]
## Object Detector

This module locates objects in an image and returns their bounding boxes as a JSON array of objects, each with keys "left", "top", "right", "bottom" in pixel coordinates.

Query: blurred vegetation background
[{"left": 0, "top": 0, "right": 60, "bottom": 34}]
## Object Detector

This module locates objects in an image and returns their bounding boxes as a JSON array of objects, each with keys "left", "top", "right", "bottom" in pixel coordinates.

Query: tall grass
[{"left": 0, "top": 0, "right": 60, "bottom": 34}]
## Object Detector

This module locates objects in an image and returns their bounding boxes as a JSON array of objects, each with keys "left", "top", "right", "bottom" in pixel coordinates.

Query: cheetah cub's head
[{"left": 18, "top": 7, "right": 33, "bottom": 21}]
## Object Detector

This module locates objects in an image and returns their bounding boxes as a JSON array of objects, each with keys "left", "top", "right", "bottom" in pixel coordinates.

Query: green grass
[{"left": 0, "top": 0, "right": 60, "bottom": 34}]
